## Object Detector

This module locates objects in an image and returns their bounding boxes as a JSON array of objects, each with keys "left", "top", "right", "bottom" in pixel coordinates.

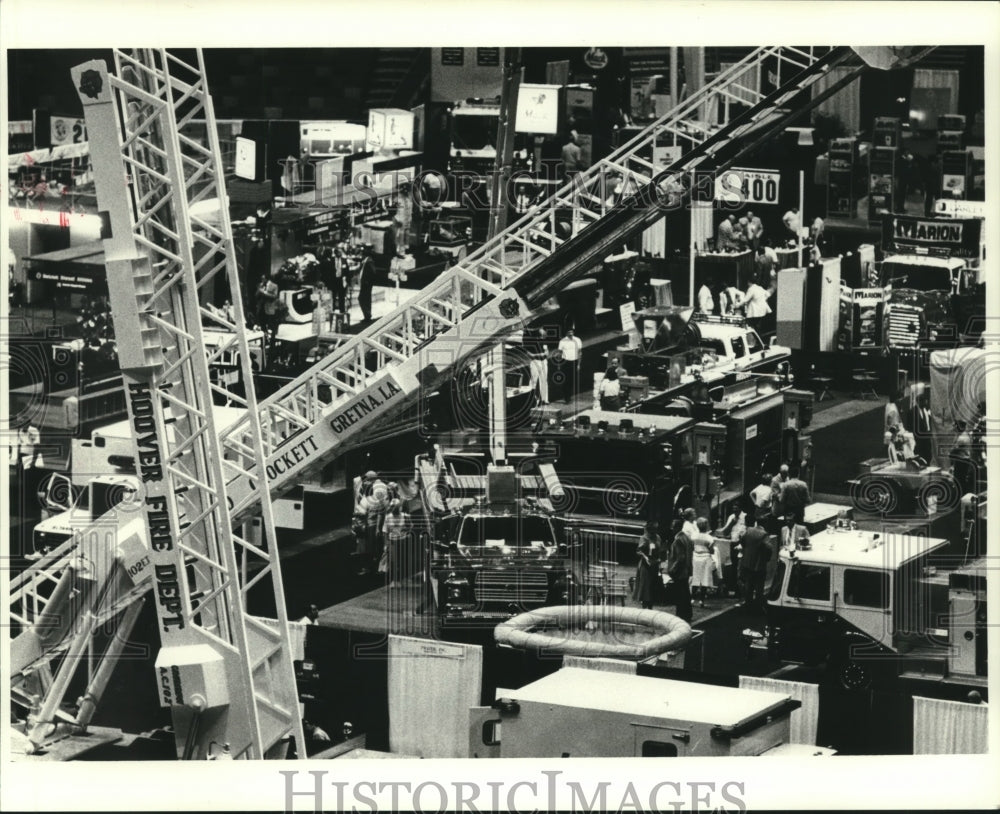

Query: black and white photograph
[{"left": 2, "top": 1, "right": 997, "bottom": 811}]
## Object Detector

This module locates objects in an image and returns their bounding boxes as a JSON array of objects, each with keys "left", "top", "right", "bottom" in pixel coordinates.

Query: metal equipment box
[{"left": 492, "top": 668, "right": 799, "bottom": 757}]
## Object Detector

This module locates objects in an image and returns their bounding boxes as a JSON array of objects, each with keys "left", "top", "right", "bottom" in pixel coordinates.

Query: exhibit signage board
[
  {"left": 715, "top": 167, "right": 781, "bottom": 205},
  {"left": 883, "top": 215, "right": 982, "bottom": 257}
]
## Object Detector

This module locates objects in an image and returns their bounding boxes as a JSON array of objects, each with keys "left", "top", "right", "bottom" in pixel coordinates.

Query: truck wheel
[{"left": 832, "top": 657, "right": 873, "bottom": 692}]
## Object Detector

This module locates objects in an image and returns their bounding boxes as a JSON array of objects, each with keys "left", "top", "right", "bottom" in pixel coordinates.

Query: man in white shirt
[
  {"left": 697, "top": 278, "right": 716, "bottom": 314},
  {"left": 557, "top": 329, "right": 583, "bottom": 404},
  {"left": 741, "top": 274, "right": 773, "bottom": 334}
]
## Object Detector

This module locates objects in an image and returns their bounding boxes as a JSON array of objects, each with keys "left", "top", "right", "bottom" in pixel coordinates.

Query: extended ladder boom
[{"left": 220, "top": 45, "right": 866, "bottom": 520}]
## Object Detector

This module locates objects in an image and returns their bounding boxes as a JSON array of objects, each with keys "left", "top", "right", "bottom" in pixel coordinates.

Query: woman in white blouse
[{"left": 690, "top": 517, "right": 716, "bottom": 608}]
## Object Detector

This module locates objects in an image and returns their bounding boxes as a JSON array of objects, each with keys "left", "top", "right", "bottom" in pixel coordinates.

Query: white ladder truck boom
[
  {"left": 219, "top": 46, "right": 886, "bottom": 520},
  {"left": 70, "top": 50, "right": 304, "bottom": 759},
  {"left": 10, "top": 45, "right": 925, "bottom": 759}
]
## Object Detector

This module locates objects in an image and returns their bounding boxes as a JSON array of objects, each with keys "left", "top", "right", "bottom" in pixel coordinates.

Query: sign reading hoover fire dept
[
  {"left": 715, "top": 167, "right": 781, "bottom": 205},
  {"left": 883, "top": 215, "right": 983, "bottom": 258}
]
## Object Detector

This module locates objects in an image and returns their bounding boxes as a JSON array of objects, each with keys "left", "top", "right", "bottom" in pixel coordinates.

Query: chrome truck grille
[
  {"left": 474, "top": 569, "right": 551, "bottom": 606},
  {"left": 886, "top": 305, "right": 922, "bottom": 348}
]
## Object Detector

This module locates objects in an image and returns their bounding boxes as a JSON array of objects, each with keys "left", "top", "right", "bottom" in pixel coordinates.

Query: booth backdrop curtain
[
  {"left": 913, "top": 696, "right": 987, "bottom": 754},
  {"left": 643, "top": 217, "right": 667, "bottom": 257},
  {"left": 738, "top": 675, "right": 820, "bottom": 745},
  {"left": 913, "top": 69, "right": 960, "bottom": 114},
  {"left": 563, "top": 655, "right": 637, "bottom": 674},
  {"left": 387, "top": 634, "right": 483, "bottom": 758},
  {"left": 811, "top": 67, "right": 862, "bottom": 134},
  {"left": 691, "top": 202, "right": 715, "bottom": 254}
]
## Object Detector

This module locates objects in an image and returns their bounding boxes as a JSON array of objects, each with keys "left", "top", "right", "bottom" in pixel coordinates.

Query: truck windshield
[
  {"left": 882, "top": 262, "right": 953, "bottom": 292},
  {"left": 459, "top": 515, "right": 556, "bottom": 547},
  {"left": 452, "top": 115, "right": 498, "bottom": 151}
]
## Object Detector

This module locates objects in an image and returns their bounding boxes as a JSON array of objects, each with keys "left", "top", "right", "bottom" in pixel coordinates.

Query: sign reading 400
[{"left": 715, "top": 167, "right": 781, "bottom": 206}]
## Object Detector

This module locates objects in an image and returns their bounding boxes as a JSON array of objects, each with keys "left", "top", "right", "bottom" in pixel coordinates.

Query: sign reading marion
[{"left": 883, "top": 215, "right": 982, "bottom": 257}]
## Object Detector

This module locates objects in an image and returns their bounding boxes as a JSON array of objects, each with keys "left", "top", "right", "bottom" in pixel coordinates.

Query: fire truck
[
  {"left": 879, "top": 214, "right": 985, "bottom": 352},
  {"left": 417, "top": 453, "right": 581, "bottom": 629},
  {"left": 11, "top": 45, "right": 893, "bottom": 760},
  {"left": 766, "top": 525, "right": 987, "bottom": 698}
]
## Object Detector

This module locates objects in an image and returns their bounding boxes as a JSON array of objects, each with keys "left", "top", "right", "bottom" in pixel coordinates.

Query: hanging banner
[{"left": 882, "top": 215, "right": 982, "bottom": 258}]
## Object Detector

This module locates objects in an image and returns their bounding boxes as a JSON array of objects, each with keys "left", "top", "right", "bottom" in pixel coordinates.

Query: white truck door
[{"left": 834, "top": 566, "right": 894, "bottom": 648}]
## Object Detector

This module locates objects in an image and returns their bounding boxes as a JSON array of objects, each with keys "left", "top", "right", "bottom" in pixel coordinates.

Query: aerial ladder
[
  {"left": 9, "top": 45, "right": 931, "bottom": 759},
  {"left": 218, "top": 45, "right": 886, "bottom": 520},
  {"left": 11, "top": 49, "right": 304, "bottom": 760}
]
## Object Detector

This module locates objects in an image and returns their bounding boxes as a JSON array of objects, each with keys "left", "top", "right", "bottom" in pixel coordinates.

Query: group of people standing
[
  {"left": 633, "top": 463, "right": 814, "bottom": 621},
  {"left": 255, "top": 242, "right": 377, "bottom": 347},
  {"left": 352, "top": 470, "right": 412, "bottom": 586},
  {"left": 632, "top": 499, "right": 777, "bottom": 623}
]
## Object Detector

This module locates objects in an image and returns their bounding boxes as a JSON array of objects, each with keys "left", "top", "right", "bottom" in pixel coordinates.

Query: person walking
[
  {"left": 741, "top": 274, "right": 773, "bottom": 336},
  {"left": 780, "top": 470, "right": 812, "bottom": 519},
  {"left": 561, "top": 130, "right": 586, "bottom": 178},
  {"left": 355, "top": 247, "right": 376, "bottom": 322},
  {"left": 697, "top": 276, "right": 716, "bottom": 314},
  {"left": 690, "top": 517, "right": 716, "bottom": 608},
  {"left": 738, "top": 520, "right": 772, "bottom": 614},
  {"left": 598, "top": 367, "right": 622, "bottom": 411},
  {"left": 912, "top": 391, "right": 934, "bottom": 464},
  {"left": 632, "top": 523, "right": 663, "bottom": 610},
  {"left": 666, "top": 518, "right": 694, "bottom": 623},
  {"left": 526, "top": 328, "right": 551, "bottom": 406},
  {"left": 715, "top": 499, "right": 747, "bottom": 597},
  {"left": 749, "top": 473, "right": 774, "bottom": 530},
  {"left": 256, "top": 272, "right": 282, "bottom": 340},
  {"left": 330, "top": 245, "right": 349, "bottom": 316},
  {"left": 381, "top": 499, "right": 412, "bottom": 588},
  {"left": 557, "top": 328, "right": 583, "bottom": 404},
  {"left": 311, "top": 279, "right": 333, "bottom": 341}
]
